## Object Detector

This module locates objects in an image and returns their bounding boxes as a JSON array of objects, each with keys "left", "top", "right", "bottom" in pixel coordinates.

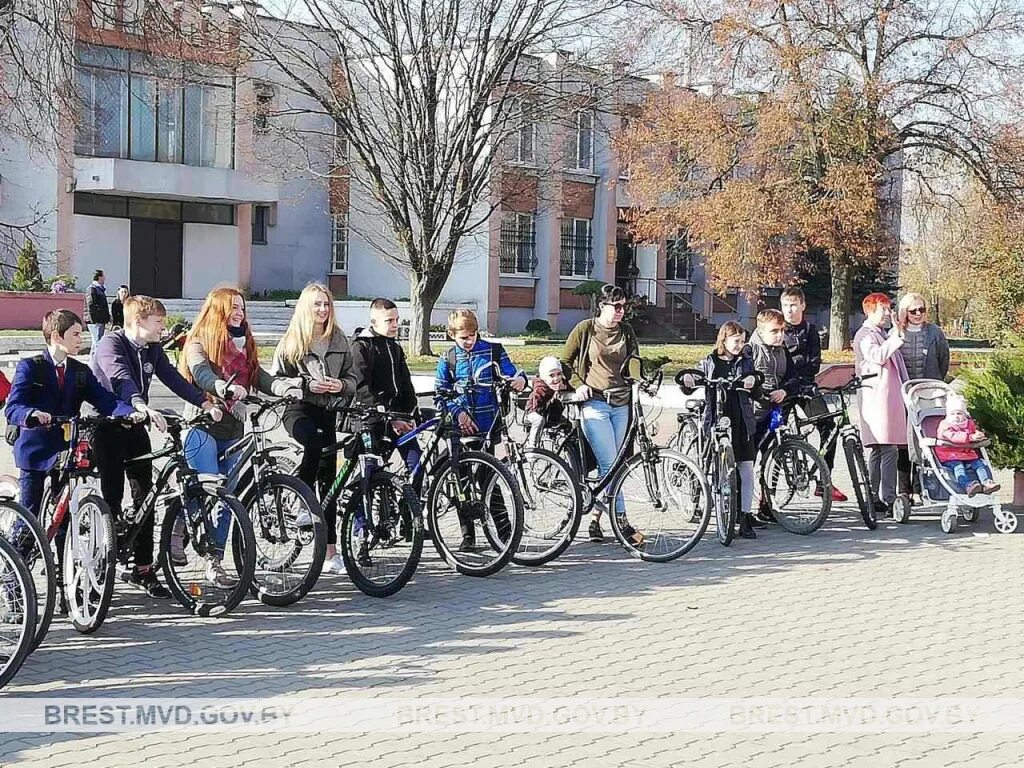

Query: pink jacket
[{"left": 935, "top": 417, "right": 983, "bottom": 462}]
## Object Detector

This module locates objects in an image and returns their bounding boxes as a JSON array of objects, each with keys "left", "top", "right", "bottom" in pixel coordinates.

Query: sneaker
[
  {"left": 756, "top": 500, "right": 776, "bottom": 524},
  {"left": 620, "top": 523, "right": 645, "bottom": 548},
  {"left": 127, "top": 569, "right": 171, "bottom": 599},
  {"left": 205, "top": 558, "right": 239, "bottom": 590},
  {"left": 738, "top": 514, "right": 757, "bottom": 539},
  {"left": 323, "top": 554, "right": 345, "bottom": 574},
  {"left": 965, "top": 481, "right": 982, "bottom": 498},
  {"left": 817, "top": 485, "right": 849, "bottom": 502},
  {"left": 293, "top": 508, "right": 314, "bottom": 528},
  {"left": 357, "top": 541, "right": 373, "bottom": 568},
  {"left": 981, "top": 481, "right": 1001, "bottom": 494},
  {"left": 588, "top": 519, "right": 604, "bottom": 543}
]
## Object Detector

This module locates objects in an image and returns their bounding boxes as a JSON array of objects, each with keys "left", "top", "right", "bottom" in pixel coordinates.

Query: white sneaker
[
  {"left": 205, "top": 558, "right": 239, "bottom": 589},
  {"left": 323, "top": 554, "right": 345, "bottom": 574},
  {"left": 293, "top": 509, "right": 314, "bottom": 527}
]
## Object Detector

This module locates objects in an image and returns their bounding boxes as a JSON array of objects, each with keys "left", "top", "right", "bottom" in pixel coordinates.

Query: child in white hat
[
  {"left": 524, "top": 356, "right": 573, "bottom": 447},
  {"left": 935, "top": 394, "right": 1000, "bottom": 496}
]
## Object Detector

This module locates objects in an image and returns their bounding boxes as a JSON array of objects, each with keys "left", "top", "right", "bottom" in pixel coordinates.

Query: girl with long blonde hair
[
  {"left": 178, "top": 286, "right": 302, "bottom": 587},
  {"left": 271, "top": 282, "right": 357, "bottom": 572}
]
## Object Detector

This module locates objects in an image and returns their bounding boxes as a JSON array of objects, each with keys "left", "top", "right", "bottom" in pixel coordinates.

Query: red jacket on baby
[{"left": 935, "top": 416, "right": 983, "bottom": 463}]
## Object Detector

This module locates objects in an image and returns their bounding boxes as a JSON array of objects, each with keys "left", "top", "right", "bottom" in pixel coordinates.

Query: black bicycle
[
  {"left": 0, "top": 493, "right": 56, "bottom": 651},
  {"left": 541, "top": 356, "right": 711, "bottom": 562},
  {"left": 0, "top": 535, "right": 37, "bottom": 689},
  {"left": 789, "top": 374, "right": 879, "bottom": 530}
]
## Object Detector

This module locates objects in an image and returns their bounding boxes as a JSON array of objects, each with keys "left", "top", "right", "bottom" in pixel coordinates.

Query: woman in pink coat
[{"left": 853, "top": 292, "right": 909, "bottom": 514}]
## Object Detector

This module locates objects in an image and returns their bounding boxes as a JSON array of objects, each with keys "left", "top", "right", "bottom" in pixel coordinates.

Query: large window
[
  {"left": 665, "top": 235, "right": 694, "bottom": 282},
  {"left": 499, "top": 212, "right": 536, "bottom": 275},
  {"left": 560, "top": 218, "right": 592, "bottom": 277},
  {"left": 331, "top": 213, "right": 348, "bottom": 273},
  {"left": 573, "top": 110, "right": 594, "bottom": 171},
  {"left": 510, "top": 101, "right": 535, "bottom": 164},
  {"left": 75, "top": 44, "right": 235, "bottom": 169},
  {"left": 73, "top": 193, "right": 235, "bottom": 225}
]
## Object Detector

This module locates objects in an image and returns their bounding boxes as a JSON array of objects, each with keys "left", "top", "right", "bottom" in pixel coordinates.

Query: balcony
[{"left": 74, "top": 157, "right": 279, "bottom": 204}]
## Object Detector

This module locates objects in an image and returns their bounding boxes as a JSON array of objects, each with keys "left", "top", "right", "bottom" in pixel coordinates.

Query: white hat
[
  {"left": 946, "top": 394, "right": 968, "bottom": 416},
  {"left": 538, "top": 356, "right": 562, "bottom": 376}
]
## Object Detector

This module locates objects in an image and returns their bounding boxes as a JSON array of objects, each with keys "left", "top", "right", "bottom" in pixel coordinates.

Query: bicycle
[
  {"left": 756, "top": 401, "right": 833, "bottom": 536},
  {"left": 0, "top": 494, "right": 56, "bottom": 652},
  {"left": 672, "top": 369, "right": 763, "bottom": 546},
  {"left": 202, "top": 394, "right": 328, "bottom": 607},
  {"left": 788, "top": 374, "right": 879, "bottom": 530},
  {"left": 282, "top": 400, "right": 425, "bottom": 597},
  {"left": 393, "top": 386, "right": 524, "bottom": 577},
  {"left": 110, "top": 411, "right": 257, "bottom": 617},
  {"left": 467, "top": 364, "right": 583, "bottom": 567},
  {"left": 0, "top": 535, "right": 37, "bottom": 689},
  {"left": 542, "top": 356, "right": 711, "bottom": 562}
]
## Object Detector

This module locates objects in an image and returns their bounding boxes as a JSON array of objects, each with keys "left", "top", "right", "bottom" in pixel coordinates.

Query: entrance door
[
  {"left": 130, "top": 220, "right": 183, "bottom": 298},
  {"left": 615, "top": 241, "right": 638, "bottom": 296}
]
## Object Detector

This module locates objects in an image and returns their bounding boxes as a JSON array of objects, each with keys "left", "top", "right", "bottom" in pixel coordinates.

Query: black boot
[{"left": 738, "top": 513, "right": 757, "bottom": 539}]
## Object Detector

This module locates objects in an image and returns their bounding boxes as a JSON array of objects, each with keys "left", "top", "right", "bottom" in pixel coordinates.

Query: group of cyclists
[{"left": 0, "top": 278, "right": 957, "bottom": 687}]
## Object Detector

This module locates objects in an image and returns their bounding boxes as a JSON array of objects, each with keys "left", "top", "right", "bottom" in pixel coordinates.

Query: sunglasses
[
  {"left": 603, "top": 301, "right": 627, "bottom": 310},
  {"left": 908, "top": 307, "right": 926, "bottom": 315}
]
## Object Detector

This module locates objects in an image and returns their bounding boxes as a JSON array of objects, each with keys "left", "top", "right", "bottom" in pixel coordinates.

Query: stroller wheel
[
  {"left": 993, "top": 509, "right": 1018, "bottom": 534},
  {"left": 941, "top": 509, "right": 958, "bottom": 534},
  {"left": 962, "top": 507, "right": 980, "bottom": 524},
  {"left": 892, "top": 495, "right": 912, "bottom": 525}
]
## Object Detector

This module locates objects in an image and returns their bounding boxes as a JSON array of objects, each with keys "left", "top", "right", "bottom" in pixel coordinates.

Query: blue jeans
[
  {"left": 183, "top": 428, "right": 241, "bottom": 558},
  {"left": 88, "top": 323, "right": 105, "bottom": 359},
  {"left": 580, "top": 399, "right": 629, "bottom": 514},
  {"left": 941, "top": 458, "right": 992, "bottom": 493}
]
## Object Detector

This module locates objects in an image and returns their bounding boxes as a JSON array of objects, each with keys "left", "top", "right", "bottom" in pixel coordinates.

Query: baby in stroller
[
  {"left": 902, "top": 379, "right": 1017, "bottom": 533},
  {"left": 935, "top": 394, "right": 1000, "bottom": 497}
]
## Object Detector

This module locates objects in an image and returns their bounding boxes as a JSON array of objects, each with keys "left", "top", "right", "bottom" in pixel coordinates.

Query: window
[
  {"left": 665, "top": 235, "right": 694, "bottom": 282},
  {"left": 499, "top": 212, "right": 536, "bottom": 275},
  {"left": 559, "top": 218, "right": 592, "bottom": 277},
  {"left": 331, "top": 213, "right": 348, "bottom": 273},
  {"left": 253, "top": 82, "right": 274, "bottom": 136},
  {"left": 182, "top": 202, "right": 234, "bottom": 225},
  {"left": 252, "top": 205, "right": 269, "bottom": 244},
  {"left": 74, "top": 43, "right": 235, "bottom": 169},
  {"left": 74, "top": 193, "right": 128, "bottom": 217},
  {"left": 90, "top": 0, "right": 118, "bottom": 30},
  {"left": 511, "top": 101, "right": 535, "bottom": 164},
  {"left": 73, "top": 193, "right": 234, "bottom": 225},
  {"left": 573, "top": 110, "right": 594, "bottom": 170}
]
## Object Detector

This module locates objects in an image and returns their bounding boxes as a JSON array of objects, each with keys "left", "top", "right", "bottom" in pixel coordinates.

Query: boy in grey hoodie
[{"left": 749, "top": 308, "right": 801, "bottom": 447}]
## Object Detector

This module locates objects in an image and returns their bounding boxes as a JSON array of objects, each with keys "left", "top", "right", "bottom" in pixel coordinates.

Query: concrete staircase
[
  {"left": 160, "top": 299, "right": 292, "bottom": 343},
  {"left": 636, "top": 302, "right": 718, "bottom": 342}
]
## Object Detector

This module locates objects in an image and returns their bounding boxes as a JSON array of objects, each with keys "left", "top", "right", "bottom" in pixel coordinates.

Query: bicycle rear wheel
[
  {"left": 760, "top": 438, "right": 832, "bottom": 535},
  {"left": 843, "top": 435, "right": 877, "bottom": 530},
  {"left": 63, "top": 493, "right": 116, "bottom": 634},
  {"left": 341, "top": 472, "right": 424, "bottom": 597},
  {"left": 511, "top": 448, "right": 583, "bottom": 567},
  {"left": 607, "top": 450, "right": 710, "bottom": 562},
  {"left": 241, "top": 474, "right": 327, "bottom": 606},
  {"left": 161, "top": 484, "right": 256, "bottom": 617},
  {"left": 0, "top": 499, "right": 55, "bottom": 652},
  {"left": 426, "top": 451, "right": 524, "bottom": 577},
  {"left": 0, "top": 536, "right": 37, "bottom": 689},
  {"left": 714, "top": 443, "right": 737, "bottom": 547}
]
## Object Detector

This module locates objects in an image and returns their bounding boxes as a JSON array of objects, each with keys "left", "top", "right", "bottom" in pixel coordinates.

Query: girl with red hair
[
  {"left": 177, "top": 287, "right": 302, "bottom": 587},
  {"left": 853, "top": 292, "right": 909, "bottom": 515}
]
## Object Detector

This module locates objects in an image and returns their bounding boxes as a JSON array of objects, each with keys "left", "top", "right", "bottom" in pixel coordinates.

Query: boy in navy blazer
[{"left": 4, "top": 309, "right": 136, "bottom": 518}]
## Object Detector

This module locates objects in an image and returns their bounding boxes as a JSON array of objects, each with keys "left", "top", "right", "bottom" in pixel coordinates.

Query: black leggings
[{"left": 285, "top": 407, "right": 340, "bottom": 545}]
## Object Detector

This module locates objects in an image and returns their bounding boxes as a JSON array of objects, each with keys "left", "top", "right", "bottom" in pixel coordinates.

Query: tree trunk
[
  {"left": 408, "top": 274, "right": 445, "bottom": 356},
  {"left": 829, "top": 258, "right": 853, "bottom": 351}
]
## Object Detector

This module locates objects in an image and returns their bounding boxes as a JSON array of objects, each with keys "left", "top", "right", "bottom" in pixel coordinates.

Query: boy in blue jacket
[
  {"left": 92, "top": 295, "right": 221, "bottom": 598},
  {"left": 434, "top": 309, "right": 526, "bottom": 550},
  {"left": 5, "top": 309, "right": 136, "bottom": 527}
]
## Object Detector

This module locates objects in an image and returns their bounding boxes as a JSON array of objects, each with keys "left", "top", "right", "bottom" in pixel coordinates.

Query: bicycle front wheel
[
  {"left": 341, "top": 472, "right": 424, "bottom": 597},
  {"left": 0, "top": 536, "right": 37, "bottom": 689},
  {"left": 243, "top": 473, "right": 327, "bottom": 606},
  {"left": 161, "top": 484, "right": 256, "bottom": 617},
  {"left": 511, "top": 448, "right": 583, "bottom": 567},
  {"left": 843, "top": 435, "right": 877, "bottom": 530},
  {"left": 63, "top": 493, "right": 116, "bottom": 634},
  {"left": 426, "top": 451, "right": 524, "bottom": 577},
  {"left": 714, "top": 442, "right": 737, "bottom": 547},
  {"left": 607, "top": 450, "right": 711, "bottom": 562},
  {"left": 0, "top": 499, "right": 56, "bottom": 652},
  {"left": 760, "top": 438, "right": 832, "bottom": 535}
]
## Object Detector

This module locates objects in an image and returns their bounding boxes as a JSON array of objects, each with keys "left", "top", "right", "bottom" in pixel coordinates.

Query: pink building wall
[{"left": 0, "top": 292, "right": 86, "bottom": 330}]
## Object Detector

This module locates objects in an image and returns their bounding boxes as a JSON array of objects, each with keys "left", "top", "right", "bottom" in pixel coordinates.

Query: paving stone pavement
[{"left": 1, "top": 386, "right": 1022, "bottom": 767}]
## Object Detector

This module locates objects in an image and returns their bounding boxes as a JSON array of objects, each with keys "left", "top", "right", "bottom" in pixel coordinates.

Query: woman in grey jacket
[
  {"left": 896, "top": 292, "right": 950, "bottom": 381},
  {"left": 271, "top": 283, "right": 357, "bottom": 574}
]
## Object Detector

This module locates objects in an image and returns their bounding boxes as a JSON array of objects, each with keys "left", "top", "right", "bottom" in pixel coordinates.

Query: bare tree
[
  {"left": 626, "top": 0, "right": 1024, "bottom": 349},
  {"left": 240, "top": 0, "right": 628, "bottom": 353}
]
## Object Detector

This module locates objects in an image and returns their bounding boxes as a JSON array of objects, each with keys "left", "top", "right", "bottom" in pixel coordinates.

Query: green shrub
[
  {"left": 10, "top": 240, "right": 44, "bottom": 292},
  {"left": 962, "top": 340, "right": 1024, "bottom": 469},
  {"left": 163, "top": 314, "right": 187, "bottom": 330},
  {"left": 525, "top": 318, "right": 552, "bottom": 338}
]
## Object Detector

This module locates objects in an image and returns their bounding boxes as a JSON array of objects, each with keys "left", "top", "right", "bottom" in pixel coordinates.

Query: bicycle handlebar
[{"left": 675, "top": 368, "right": 762, "bottom": 390}]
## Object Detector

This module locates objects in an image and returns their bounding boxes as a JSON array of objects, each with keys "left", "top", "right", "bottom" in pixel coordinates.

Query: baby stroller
[{"left": 901, "top": 379, "right": 1018, "bottom": 534}]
